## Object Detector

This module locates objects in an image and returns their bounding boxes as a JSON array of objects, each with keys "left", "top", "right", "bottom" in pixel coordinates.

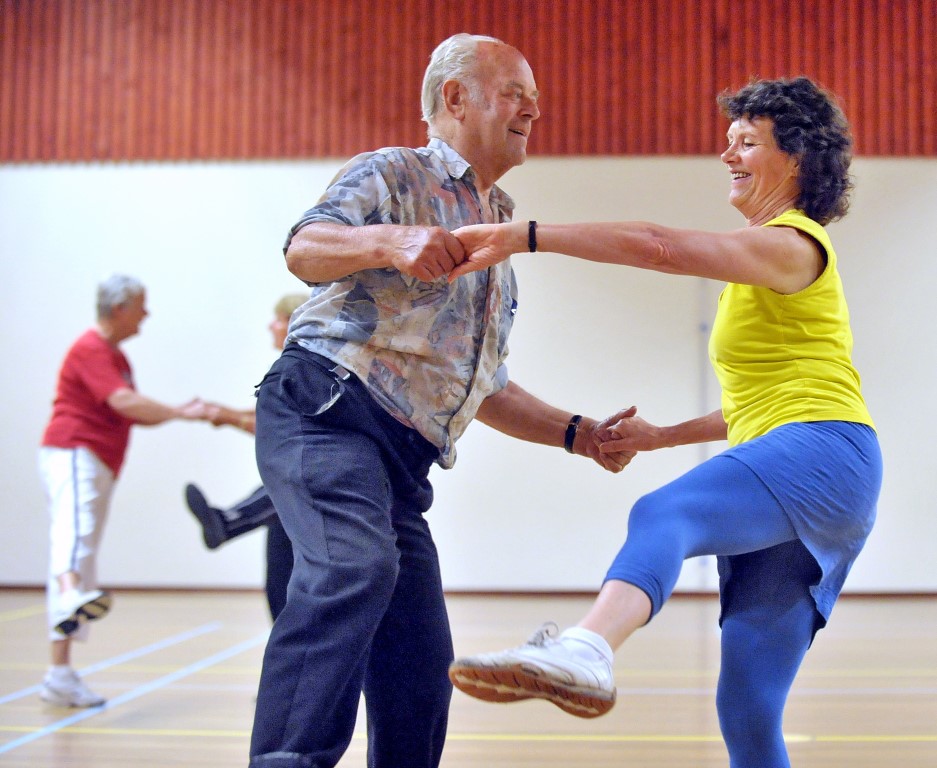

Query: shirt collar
[
  {"left": 426, "top": 138, "right": 515, "bottom": 215},
  {"left": 427, "top": 137, "right": 471, "bottom": 178}
]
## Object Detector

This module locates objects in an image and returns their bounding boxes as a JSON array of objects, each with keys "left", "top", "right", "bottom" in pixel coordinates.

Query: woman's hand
[
  {"left": 448, "top": 221, "right": 526, "bottom": 280},
  {"left": 596, "top": 407, "right": 668, "bottom": 454},
  {"left": 579, "top": 407, "right": 639, "bottom": 472}
]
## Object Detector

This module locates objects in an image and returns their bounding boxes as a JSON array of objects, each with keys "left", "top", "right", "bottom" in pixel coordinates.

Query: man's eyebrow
[{"left": 505, "top": 80, "right": 540, "bottom": 98}]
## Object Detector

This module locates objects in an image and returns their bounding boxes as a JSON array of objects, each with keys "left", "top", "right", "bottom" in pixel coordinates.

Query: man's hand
[
  {"left": 575, "top": 407, "right": 639, "bottom": 472},
  {"left": 391, "top": 226, "right": 466, "bottom": 282},
  {"left": 285, "top": 222, "right": 467, "bottom": 284}
]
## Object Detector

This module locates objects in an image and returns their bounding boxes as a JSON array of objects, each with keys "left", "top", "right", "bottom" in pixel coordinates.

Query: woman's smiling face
[{"left": 721, "top": 116, "right": 800, "bottom": 221}]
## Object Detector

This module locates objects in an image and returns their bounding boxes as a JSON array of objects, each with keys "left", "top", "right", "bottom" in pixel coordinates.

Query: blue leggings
[{"left": 606, "top": 455, "right": 821, "bottom": 768}]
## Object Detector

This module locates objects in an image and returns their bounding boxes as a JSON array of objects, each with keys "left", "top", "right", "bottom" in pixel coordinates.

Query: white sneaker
[
  {"left": 53, "top": 588, "right": 112, "bottom": 636},
  {"left": 448, "top": 623, "right": 616, "bottom": 718},
  {"left": 40, "top": 670, "right": 106, "bottom": 708}
]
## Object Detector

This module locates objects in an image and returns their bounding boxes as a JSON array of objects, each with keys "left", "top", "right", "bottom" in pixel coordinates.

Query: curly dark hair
[{"left": 717, "top": 76, "right": 853, "bottom": 225}]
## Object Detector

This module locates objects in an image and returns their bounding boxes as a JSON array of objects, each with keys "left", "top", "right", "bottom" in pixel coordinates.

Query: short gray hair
[
  {"left": 421, "top": 33, "right": 502, "bottom": 131},
  {"left": 97, "top": 274, "right": 145, "bottom": 318}
]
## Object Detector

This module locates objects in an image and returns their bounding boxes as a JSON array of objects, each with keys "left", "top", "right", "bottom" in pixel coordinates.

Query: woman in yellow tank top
[{"left": 445, "top": 77, "right": 882, "bottom": 768}]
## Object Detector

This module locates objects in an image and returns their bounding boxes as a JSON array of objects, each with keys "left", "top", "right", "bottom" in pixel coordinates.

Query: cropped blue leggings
[{"left": 605, "top": 455, "right": 821, "bottom": 768}]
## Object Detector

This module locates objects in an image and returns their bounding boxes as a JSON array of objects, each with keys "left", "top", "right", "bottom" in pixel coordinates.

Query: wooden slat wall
[{"left": 1, "top": 0, "right": 935, "bottom": 162}]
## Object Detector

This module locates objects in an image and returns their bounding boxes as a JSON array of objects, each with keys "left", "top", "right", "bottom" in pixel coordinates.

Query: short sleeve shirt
[
  {"left": 284, "top": 139, "right": 518, "bottom": 468},
  {"left": 41, "top": 329, "right": 136, "bottom": 476}
]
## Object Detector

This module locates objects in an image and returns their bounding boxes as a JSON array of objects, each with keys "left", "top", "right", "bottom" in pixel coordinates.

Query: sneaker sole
[
  {"left": 53, "top": 593, "right": 113, "bottom": 636},
  {"left": 39, "top": 687, "right": 105, "bottom": 708},
  {"left": 448, "top": 661, "right": 616, "bottom": 719}
]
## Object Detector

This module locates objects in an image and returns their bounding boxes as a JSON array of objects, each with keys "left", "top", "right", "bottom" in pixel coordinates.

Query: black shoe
[{"left": 184, "top": 484, "right": 228, "bottom": 550}]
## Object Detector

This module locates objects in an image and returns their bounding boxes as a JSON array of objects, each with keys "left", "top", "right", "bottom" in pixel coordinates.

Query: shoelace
[{"left": 525, "top": 621, "right": 560, "bottom": 647}]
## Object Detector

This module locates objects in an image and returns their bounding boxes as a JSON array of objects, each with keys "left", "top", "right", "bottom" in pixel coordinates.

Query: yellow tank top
[{"left": 708, "top": 209, "right": 874, "bottom": 446}]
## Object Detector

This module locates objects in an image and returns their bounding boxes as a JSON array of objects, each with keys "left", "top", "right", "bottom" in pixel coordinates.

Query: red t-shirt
[{"left": 41, "top": 329, "right": 136, "bottom": 476}]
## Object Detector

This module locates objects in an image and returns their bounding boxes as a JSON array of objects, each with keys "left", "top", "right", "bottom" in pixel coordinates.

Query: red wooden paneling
[{"left": 0, "top": 0, "right": 935, "bottom": 162}]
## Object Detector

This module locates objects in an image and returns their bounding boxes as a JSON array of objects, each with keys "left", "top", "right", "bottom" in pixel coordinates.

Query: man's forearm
[
  {"left": 475, "top": 381, "right": 580, "bottom": 448},
  {"left": 285, "top": 223, "right": 394, "bottom": 283}
]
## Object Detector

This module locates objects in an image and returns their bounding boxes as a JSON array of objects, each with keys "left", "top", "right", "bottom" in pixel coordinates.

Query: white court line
[
  {"left": 0, "top": 621, "right": 222, "bottom": 706},
  {"left": 0, "top": 630, "right": 267, "bottom": 755}
]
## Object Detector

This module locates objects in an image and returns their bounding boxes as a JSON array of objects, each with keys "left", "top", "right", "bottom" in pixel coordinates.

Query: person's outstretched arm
[
  {"left": 474, "top": 380, "right": 638, "bottom": 473},
  {"left": 595, "top": 408, "right": 728, "bottom": 456},
  {"left": 200, "top": 403, "right": 256, "bottom": 434},
  {"left": 449, "top": 219, "right": 822, "bottom": 294},
  {"left": 107, "top": 388, "right": 205, "bottom": 426}
]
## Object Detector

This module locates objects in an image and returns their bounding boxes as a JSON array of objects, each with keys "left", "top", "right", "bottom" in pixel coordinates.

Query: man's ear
[{"left": 441, "top": 79, "right": 467, "bottom": 120}]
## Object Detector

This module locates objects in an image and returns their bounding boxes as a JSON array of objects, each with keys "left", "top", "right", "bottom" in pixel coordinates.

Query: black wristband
[
  {"left": 564, "top": 414, "right": 582, "bottom": 453},
  {"left": 528, "top": 220, "right": 537, "bottom": 252}
]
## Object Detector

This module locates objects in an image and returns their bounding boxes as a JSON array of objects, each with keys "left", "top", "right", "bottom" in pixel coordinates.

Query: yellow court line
[
  {"left": 0, "top": 605, "right": 46, "bottom": 622},
  {"left": 446, "top": 733, "right": 726, "bottom": 743},
  {"left": 1, "top": 726, "right": 933, "bottom": 744},
  {"left": 616, "top": 667, "right": 937, "bottom": 680},
  {"left": 0, "top": 662, "right": 260, "bottom": 674},
  {"left": 797, "top": 668, "right": 937, "bottom": 678},
  {"left": 0, "top": 726, "right": 250, "bottom": 738},
  {"left": 37, "top": 663, "right": 263, "bottom": 674},
  {"left": 816, "top": 735, "right": 937, "bottom": 743}
]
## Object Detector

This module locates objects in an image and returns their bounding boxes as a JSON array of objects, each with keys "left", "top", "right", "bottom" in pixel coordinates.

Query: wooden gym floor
[{"left": 0, "top": 588, "right": 935, "bottom": 767}]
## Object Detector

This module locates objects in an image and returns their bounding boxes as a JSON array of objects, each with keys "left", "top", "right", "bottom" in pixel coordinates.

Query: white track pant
[{"left": 39, "top": 446, "right": 115, "bottom": 642}]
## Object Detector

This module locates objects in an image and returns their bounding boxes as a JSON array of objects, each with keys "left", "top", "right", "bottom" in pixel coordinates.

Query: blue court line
[
  {"left": 0, "top": 630, "right": 267, "bottom": 755},
  {"left": 0, "top": 621, "right": 222, "bottom": 706}
]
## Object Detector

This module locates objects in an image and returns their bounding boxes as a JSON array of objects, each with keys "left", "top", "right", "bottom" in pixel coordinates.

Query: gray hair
[
  {"left": 421, "top": 33, "right": 503, "bottom": 132},
  {"left": 97, "top": 274, "right": 145, "bottom": 318}
]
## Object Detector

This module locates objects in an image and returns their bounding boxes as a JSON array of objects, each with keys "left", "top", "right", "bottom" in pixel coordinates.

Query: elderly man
[{"left": 248, "top": 33, "right": 633, "bottom": 768}]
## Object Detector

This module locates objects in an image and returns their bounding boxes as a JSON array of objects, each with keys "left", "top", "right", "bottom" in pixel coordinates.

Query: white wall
[{"left": 1, "top": 156, "right": 934, "bottom": 593}]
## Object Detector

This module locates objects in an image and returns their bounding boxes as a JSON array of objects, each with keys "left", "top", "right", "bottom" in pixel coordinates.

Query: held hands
[
  {"left": 575, "top": 406, "right": 668, "bottom": 472},
  {"left": 447, "top": 222, "right": 523, "bottom": 281},
  {"left": 199, "top": 402, "right": 255, "bottom": 431},
  {"left": 177, "top": 398, "right": 208, "bottom": 420},
  {"left": 202, "top": 403, "right": 229, "bottom": 427},
  {"left": 595, "top": 406, "right": 666, "bottom": 454},
  {"left": 176, "top": 399, "right": 234, "bottom": 425},
  {"left": 391, "top": 226, "right": 467, "bottom": 282},
  {"left": 388, "top": 221, "right": 520, "bottom": 282},
  {"left": 178, "top": 399, "right": 254, "bottom": 432},
  {"left": 574, "top": 407, "right": 639, "bottom": 473}
]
